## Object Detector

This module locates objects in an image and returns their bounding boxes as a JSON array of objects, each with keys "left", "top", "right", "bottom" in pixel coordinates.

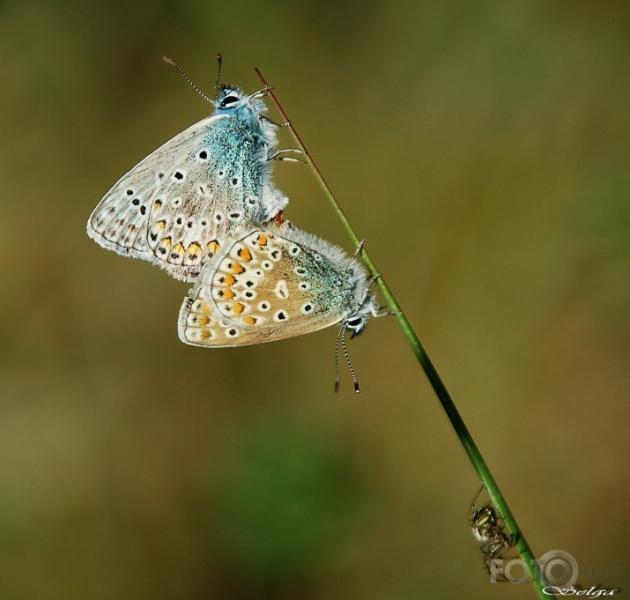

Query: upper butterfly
[{"left": 86, "top": 65, "right": 288, "bottom": 282}]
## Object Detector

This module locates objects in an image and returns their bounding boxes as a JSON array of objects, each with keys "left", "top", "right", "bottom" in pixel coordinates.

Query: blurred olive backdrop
[{"left": 1, "top": 1, "right": 629, "bottom": 599}]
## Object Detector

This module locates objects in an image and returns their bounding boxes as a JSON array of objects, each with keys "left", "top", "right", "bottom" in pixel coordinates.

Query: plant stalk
[{"left": 255, "top": 67, "right": 553, "bottom": 600}]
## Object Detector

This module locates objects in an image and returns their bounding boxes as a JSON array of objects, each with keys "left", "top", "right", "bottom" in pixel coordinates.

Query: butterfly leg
[
  {"left": 358, "top": 272, "right": 381, "bottom": 306},
  {"left": 353, "top": 239, "right": 366, "bottom": 258},
  {"left": 249, "top": 86, "right": 273, "bottom": 100},
  {"left": 260, "top": 115, "right": 289, "bottom": 128},
  {"left": 367, "top": 272, "right": 381, "bottom": 287},
  {"left": 269, "top": 156, "right": 304, "bottom": 163},
  {"left": 359, "top": 272, "right": 388, "bottom": 310},
  {"left": 267, "top": 149, "right": 306, "bottom": 163},
  {"left": 374, "top": 308, "right": 402, "bottom": 318},
  {"left": 373, "top": 294, "right": 402, "bottom": 318}
]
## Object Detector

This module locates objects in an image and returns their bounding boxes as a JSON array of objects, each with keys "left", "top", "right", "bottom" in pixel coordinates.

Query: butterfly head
[
  {"left": 335, "top": 291, "right": 379, "bottom": 394},
  {"left": 344, "top": 292, "right": 380, "bottom": 338},
  {"left": 215, "top": 85, "right": 246, "bottom": 111}
]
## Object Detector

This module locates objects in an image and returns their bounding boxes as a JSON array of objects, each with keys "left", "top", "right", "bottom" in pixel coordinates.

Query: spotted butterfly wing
[
  {"left": 87, "top": 108, "right": 288, "bottom": 282},
  {"left": 178, "top": 225, "right": 368, "bottom": 347}
]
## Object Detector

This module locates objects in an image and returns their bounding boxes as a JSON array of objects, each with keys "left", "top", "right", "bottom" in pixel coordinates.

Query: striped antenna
[{"left": 162, "top": 56, "right": 213, "bottom": 104}]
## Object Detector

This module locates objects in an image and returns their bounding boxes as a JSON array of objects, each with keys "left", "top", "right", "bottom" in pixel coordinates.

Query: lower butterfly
[{"left": 178, "top": 222, "right": 384, "bottom": 391}]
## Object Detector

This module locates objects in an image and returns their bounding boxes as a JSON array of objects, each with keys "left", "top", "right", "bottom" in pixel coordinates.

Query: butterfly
[
  {"left": 86, "top": 57, "right": 289, "bottom": 282},
  {"left": 178, "top": 222, "right": 384, "bottom": 391}
]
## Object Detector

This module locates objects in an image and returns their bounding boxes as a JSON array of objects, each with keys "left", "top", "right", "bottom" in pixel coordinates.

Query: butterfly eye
[
  {"left": 220, "top": 95, "right": 239, "bottom": 107},
  {"left": 347, "top": 317, "right": 362, "bottom": 328}
]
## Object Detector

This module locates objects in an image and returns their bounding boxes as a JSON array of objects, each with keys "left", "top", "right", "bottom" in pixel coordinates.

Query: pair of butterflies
[{"left": 87, "top": 60, "right": 382, "bottom": 391}]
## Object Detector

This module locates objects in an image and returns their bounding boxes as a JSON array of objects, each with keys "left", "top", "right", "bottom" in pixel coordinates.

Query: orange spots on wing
[
  {"left": 237, "top": 247, "right": 252, "bottom": 261},
  {"left": 200, "top": 328, "right": 213, "bottom": 340},
  {"left": 243, "top": 316, "right": 257, "bottom": 326},
  {"left": 273, "top": 211, "right": 285, "bottom": 226},
  {"left": 171, "top": 242, "right": 185, "bottom": 255},
  {"left": 222, "top": 288, "right": 235, "bottom": 300},
  {"left": 207, "top": 240, "right": 220, "bottom": 255},
  {"left": 197, "top": 315, "right": 210, "bottom": 326},
  {"left": 228, "top": 261, "right": 244, "bottom": 274},
  {"left": 193, "top": 302, "right": 211, "bottom": 315},
  {"left": 256, "top": 233, "right": 268, "bottom": 247},
  {"left": 232, "top": 302, "right": 245, "bottom": 314},
  {"left": 219, "top": 273, "right": 236, "bottom": 286},
  {"left": 158, "top": 237, "right": 172, "bottom": 251},
  {"left": 156, "top": 219, "right": 167, "bottom": 230}
]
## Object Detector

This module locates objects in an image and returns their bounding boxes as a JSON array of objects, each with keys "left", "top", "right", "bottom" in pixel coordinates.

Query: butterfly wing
[
  {"left": 178, "top": 229, "right": 350, "bottom": 347},
  {"left": 87, "top": 115, "right": 288, "bottom": 281},
  {"left": 87, "top": 116, "right": 218, "bottom": 263}
]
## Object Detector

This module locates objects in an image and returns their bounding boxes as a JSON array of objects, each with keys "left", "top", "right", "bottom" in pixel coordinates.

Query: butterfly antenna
[
  {"left": 215, "top": 53, "right": 223, "bottom": 95},
  {"left": 334, "top": 326, "right": 343, "bottom": 393},
  {"left": 341, "top": 328, "right": 361, "bottom": 394},
  {"left": 162, "top": 56, "right": 214, "bottom": 104}
]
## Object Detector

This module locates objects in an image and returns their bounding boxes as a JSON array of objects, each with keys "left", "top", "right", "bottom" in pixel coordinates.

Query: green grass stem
[{"left": 255, "top": 66, "right": 553, "bottom": 600}]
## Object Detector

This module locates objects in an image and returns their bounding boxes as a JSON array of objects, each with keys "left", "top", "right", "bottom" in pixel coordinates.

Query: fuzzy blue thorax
[
  {"left": 203, "top": 86, "right": 279, "bottom": 224},
  {"left": 281, "top": 225, "right": 380, "bottom": 336}
]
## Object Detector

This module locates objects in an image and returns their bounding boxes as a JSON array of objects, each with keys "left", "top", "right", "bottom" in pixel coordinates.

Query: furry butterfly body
[
  {"left": 87, "top": 85, "right": 288, "bottom": 282},
  {"left": 178, "top": 222, "right": 380, "bottom": 347}
]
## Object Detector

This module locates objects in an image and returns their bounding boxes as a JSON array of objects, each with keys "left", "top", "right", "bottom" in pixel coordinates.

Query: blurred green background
[{"left": 1, "top": 1, "right": 629, "bottom": 598}]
